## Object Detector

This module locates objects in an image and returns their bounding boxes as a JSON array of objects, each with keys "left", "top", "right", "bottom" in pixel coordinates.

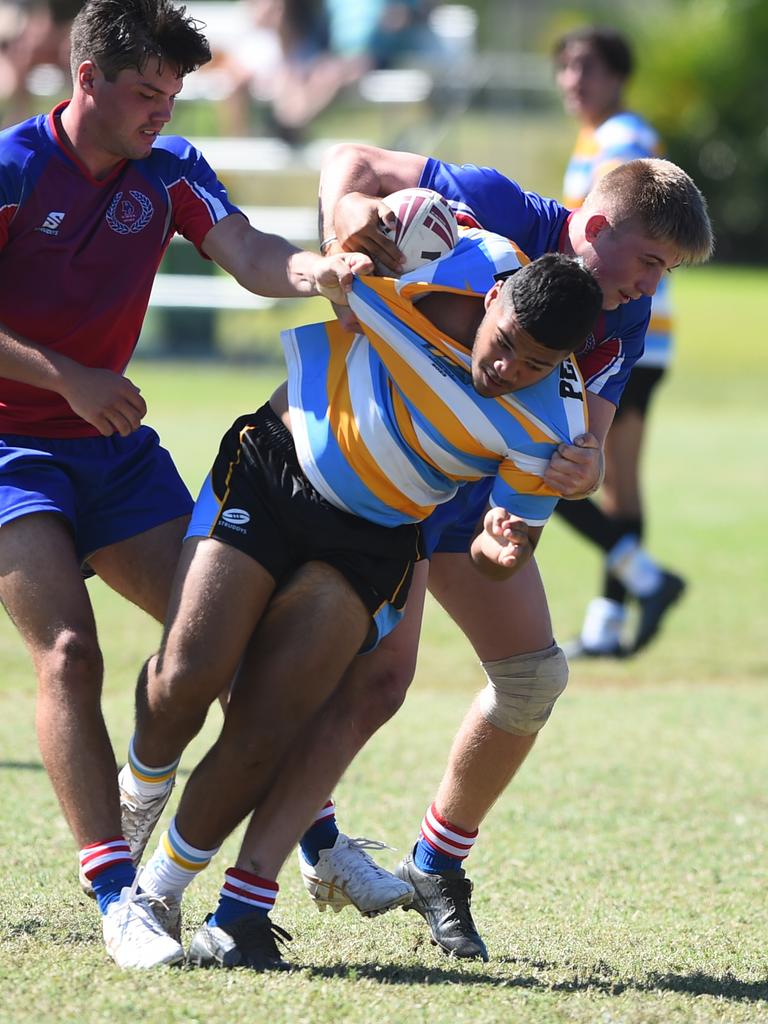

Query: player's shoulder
[
  {"left": 0, "top": 113, "right": 51, "bottom": 194},
  {"left": 600, "top": 294, "right": 652, "bottom": 340},
  {"left": 595, "top": 111, "right": 660, "bottom": 154},
  {"left": 144, "top": 135, "right": 211, "bottom": 177}
]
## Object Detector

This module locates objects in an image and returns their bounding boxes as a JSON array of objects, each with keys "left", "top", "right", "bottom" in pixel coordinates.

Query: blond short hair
[{"left": 583, "top": 158, "right": 714, "bottom": 264}]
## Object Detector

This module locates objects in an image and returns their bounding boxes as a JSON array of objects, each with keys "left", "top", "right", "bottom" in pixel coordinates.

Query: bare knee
[
  {"left": 342, "top": 655, "right": 414, "bottom": 737},
  {"left": 37, "top": 628, "right": 103, "bottom": 701},
  {"left": 145, "top": 650, "right": 217, "bottom": 732}
]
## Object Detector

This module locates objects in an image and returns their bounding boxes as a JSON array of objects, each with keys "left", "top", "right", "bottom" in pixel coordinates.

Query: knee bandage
[{"left": 477, "top": 644, "right": 568, "bottom": 735}]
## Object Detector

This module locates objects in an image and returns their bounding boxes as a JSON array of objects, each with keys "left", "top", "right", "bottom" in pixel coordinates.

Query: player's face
[
  {"left": 578, "top": 218, "right": 681, "bottom": 310},
  {"left": 471, "top": 286, "right": 570, "bottom": 397},
  {"left": 555, "top": 41, "right": 624, "bottom": 126},
  {"left": 88, "top": 60, "right": 182, "bottom": 164}
]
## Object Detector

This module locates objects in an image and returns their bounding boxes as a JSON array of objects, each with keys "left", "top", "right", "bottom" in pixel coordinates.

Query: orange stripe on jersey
[
  {"left": 364, "top": 321, "right": 492, "bottom": 463},
  {"left": 325, "top": 325, "right": 433, "bottom": 519},
  {"left": 389, "top": 385, "right": 482, "bottom": 482},
  {"left": 498, "top": 462, "right": 560, "bottom": 498}
]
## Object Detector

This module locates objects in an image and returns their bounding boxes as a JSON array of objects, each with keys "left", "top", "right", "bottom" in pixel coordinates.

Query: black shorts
[
  {"left": 187, "top": 403, "right": 421, "bottom": 646},
  {"left": 614, "top": 366, "right": 666, "bottom": 420}
]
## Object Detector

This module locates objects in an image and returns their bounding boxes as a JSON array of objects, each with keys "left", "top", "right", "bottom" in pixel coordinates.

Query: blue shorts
[
  {"left": 421, "top": 479, "right": 493, "bottom": 558},
  {"left": 0, "top": 427, "right": 193, "bottom": 570}
]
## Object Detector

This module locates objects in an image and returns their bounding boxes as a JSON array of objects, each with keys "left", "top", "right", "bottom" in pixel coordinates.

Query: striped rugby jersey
[
  {"left": 563, "top": 111, "right": 671, "bottom": 369},
  {"left": 282, "top": 229, "right": 588, "bottom": 530}
]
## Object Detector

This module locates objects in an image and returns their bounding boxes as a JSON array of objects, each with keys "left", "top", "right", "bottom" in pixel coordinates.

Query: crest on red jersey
[{"left": 106, "top": 190, "right": 154, "bottom": 235}]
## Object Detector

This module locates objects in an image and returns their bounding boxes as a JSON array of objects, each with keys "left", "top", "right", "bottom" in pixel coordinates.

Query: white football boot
[
  {"left": 298, "top": 834, "right": 413, "bottom": 917},
  {"left": 102, "top": 880, "right": 184, "bottom": 968}
]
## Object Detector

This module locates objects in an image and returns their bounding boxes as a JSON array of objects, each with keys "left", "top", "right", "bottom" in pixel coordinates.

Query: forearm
[
  {"left": 0, "top": 325, "right": 79, "bottom": 395},
  {"left": 318, "top": 143, "right": 426, "bottom": 241},
  {"left": 235, "top": 233, "right": 322, "bottom": 298}
]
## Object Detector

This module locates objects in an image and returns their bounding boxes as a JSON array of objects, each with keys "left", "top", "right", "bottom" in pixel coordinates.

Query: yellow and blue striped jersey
[
  {"left": 282, "top": 230, "right": 588, "bottom": 530},
  {"left": 563, "top": 111, "right": 671, "bottom": 368}
]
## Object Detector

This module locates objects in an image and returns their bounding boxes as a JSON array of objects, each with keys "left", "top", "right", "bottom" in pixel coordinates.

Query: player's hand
[
  {"left": 543, "top": 432, "right": 604, "bottom": 499},
  {"left": 314, "top": 250, "right": 374, "bottom": 306},
  {"left": 483, "top": 507, "right": 531, "bottom": 569},
  {"left": 333, "top": 192, "right": 405, "bottom": 273},
  {"left": 60, "top": 365, "right": 147, "bottom": 437}
]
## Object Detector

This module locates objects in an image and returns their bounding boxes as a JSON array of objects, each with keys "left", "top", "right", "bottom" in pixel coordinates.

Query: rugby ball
[{"left": 380, "top": 187, "right": 459, "bottom": 273}]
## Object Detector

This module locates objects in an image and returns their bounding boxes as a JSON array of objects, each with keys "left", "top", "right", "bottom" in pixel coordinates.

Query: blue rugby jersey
[
  {"left": 419, "top": 158, "right": 652, "bottom": 400},
  {"left": 282, "top": 230, "right": 588, "bottom": 530}
]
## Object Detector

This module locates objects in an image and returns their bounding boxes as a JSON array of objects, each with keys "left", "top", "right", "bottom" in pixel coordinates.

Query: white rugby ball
[{"left": 380, "top": 187, "right": 459, "bottom": 273}]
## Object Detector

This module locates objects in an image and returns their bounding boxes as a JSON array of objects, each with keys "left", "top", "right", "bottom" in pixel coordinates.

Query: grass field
[{"left": 1, "top": 264, "right": 767, "bottom": 1023}]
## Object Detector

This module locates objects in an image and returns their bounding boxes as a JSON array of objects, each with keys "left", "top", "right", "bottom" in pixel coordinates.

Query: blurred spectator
[
  {"left": 0, "top": 0, "right": 83, "bottom": 127},
  {"left": 208, "top": 0, "right": 437, "bottom": 141},
  {"left": 551, "top": 25, "right": 686, "bottom": 658}
]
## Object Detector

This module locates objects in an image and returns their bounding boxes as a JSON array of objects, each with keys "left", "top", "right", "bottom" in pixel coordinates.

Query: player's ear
[
  {"left": 584, "top": 213, "right": 610, "bottom": 243},
  {"left": 484, "top": 279, "right": 503, "bottom": 310},
  {"left": 77, "top": 60, "right": 98, "bottom": 94}
]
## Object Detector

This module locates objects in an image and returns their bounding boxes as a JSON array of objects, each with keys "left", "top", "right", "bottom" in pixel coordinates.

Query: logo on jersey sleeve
[{"left": 106, "top": 190, "right": 154, "bottom": 235}]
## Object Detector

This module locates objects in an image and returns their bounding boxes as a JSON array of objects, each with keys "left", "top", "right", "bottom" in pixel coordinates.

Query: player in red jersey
[{"left": 0, "top": 0, "right": 366, "bottom": 970}]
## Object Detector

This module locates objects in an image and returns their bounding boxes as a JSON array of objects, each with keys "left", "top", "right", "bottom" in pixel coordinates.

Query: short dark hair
[
  {"left": 69, "top": 0, "right": 211, "bottom": 82},
  {"left": 553, "top": 25, "right": 634, "bottom": 80},
  {"left": 500, "top": 253, "right": 602, "bottom": 353}
]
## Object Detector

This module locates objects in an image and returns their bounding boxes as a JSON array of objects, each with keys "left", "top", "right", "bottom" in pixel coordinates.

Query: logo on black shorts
[{"left": 220, "top": 508, "right": 250, "bottom": 533}]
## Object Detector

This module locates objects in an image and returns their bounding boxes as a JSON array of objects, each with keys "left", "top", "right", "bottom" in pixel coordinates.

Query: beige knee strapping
[{"left": 477, "top": 644, "right": 568, "bottom": 735}]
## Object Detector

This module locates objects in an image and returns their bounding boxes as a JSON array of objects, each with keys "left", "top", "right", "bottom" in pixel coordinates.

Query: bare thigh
[
  {"left": 0, "top": 512, "right": 97, "bottom": 669},
  {"left": 153, "top": 536, "right": 280, "bottom": 705},
  {"left": 428, "top": 553, "right": 553, "bottom": 661},
  {"left": 224, "top": 559, "right": 373, "bottom": 746},
  {"left": 88, "top": 515, "right": 190, "bottom": 623}
]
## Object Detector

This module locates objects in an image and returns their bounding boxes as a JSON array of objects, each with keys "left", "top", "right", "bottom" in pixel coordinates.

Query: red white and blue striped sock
[
  {"left": 79, "top": 836, "right": 135, "bottom": 914},
  {"left": 299, "top": 799, "right": 338, "bottom": 865},
  {"left": 414, "top": 803, "right": 478, "bottom": 874},
  {"left": 209, "top": 868, "right": 278, "bottom": 928}
]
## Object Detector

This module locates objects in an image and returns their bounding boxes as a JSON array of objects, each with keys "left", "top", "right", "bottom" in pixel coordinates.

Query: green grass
[{"left": 1, "top": 264, "right": 767, "bottom": 1022}]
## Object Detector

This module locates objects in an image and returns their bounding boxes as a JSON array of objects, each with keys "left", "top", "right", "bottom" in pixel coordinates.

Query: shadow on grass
[
  {"left": 303, "top": 960, "right": 768, "bottom": 1003},
  {"left": 0, "top": 761, "right": 191, "bottom": 777}
]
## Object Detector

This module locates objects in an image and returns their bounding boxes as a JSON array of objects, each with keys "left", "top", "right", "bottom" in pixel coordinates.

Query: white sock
[
  {"left": 123, "top": 735, "right": 178, "bottom": 802},
  {"left": 606, "top": 536, "right": 663, "bottom": 597},
  {"left": 140, "top": 817, "right": 220, "bottom": 900},
  {"left": 581, "top": 597, "right": 625, "bottom": 650}
]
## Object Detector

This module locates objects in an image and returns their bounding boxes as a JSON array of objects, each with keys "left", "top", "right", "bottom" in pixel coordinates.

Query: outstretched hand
[
  {"left": 543, "top": 432, "right": 604, "bottom": 499},
  {"left": 314, "top": 250, "right": 374, "bottom": 307}
]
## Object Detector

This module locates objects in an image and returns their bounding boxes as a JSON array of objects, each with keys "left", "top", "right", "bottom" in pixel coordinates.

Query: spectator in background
[
  {"left": 552, "top": 25, "right": 686, "bottom": 657},
  {"left": 213, "top": 0, "right": 436, "bottom": 141},
  {"left": 0, "top": 0, "right": 84, "bottom": 126}
]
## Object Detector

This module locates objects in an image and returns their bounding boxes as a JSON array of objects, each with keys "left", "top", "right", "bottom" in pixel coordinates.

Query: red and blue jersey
[
  {"left": 419, "top": 158, "right": 651, "bottom": 406},
  {"left": 0, "top": 102, "right": 242, "bottom": 437}
]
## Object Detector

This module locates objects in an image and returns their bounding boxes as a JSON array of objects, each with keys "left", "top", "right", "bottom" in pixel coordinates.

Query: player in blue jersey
[
  {"left": 0, "top": 0, "right": 368, "bottom": 970},
  {"left": 232, "top": 145, "right": 708, "bottom": 962},
  {"left": 119, "top": 244, "right": 603, "bottom": 970},
  {"left": 553, "top": 25, "right": 686, "bottom": 657}
]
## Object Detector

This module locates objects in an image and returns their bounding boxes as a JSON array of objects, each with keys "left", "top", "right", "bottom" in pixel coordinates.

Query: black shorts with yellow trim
[{"left": 186, "top": 403, "right": 421, "bottom": 648}]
